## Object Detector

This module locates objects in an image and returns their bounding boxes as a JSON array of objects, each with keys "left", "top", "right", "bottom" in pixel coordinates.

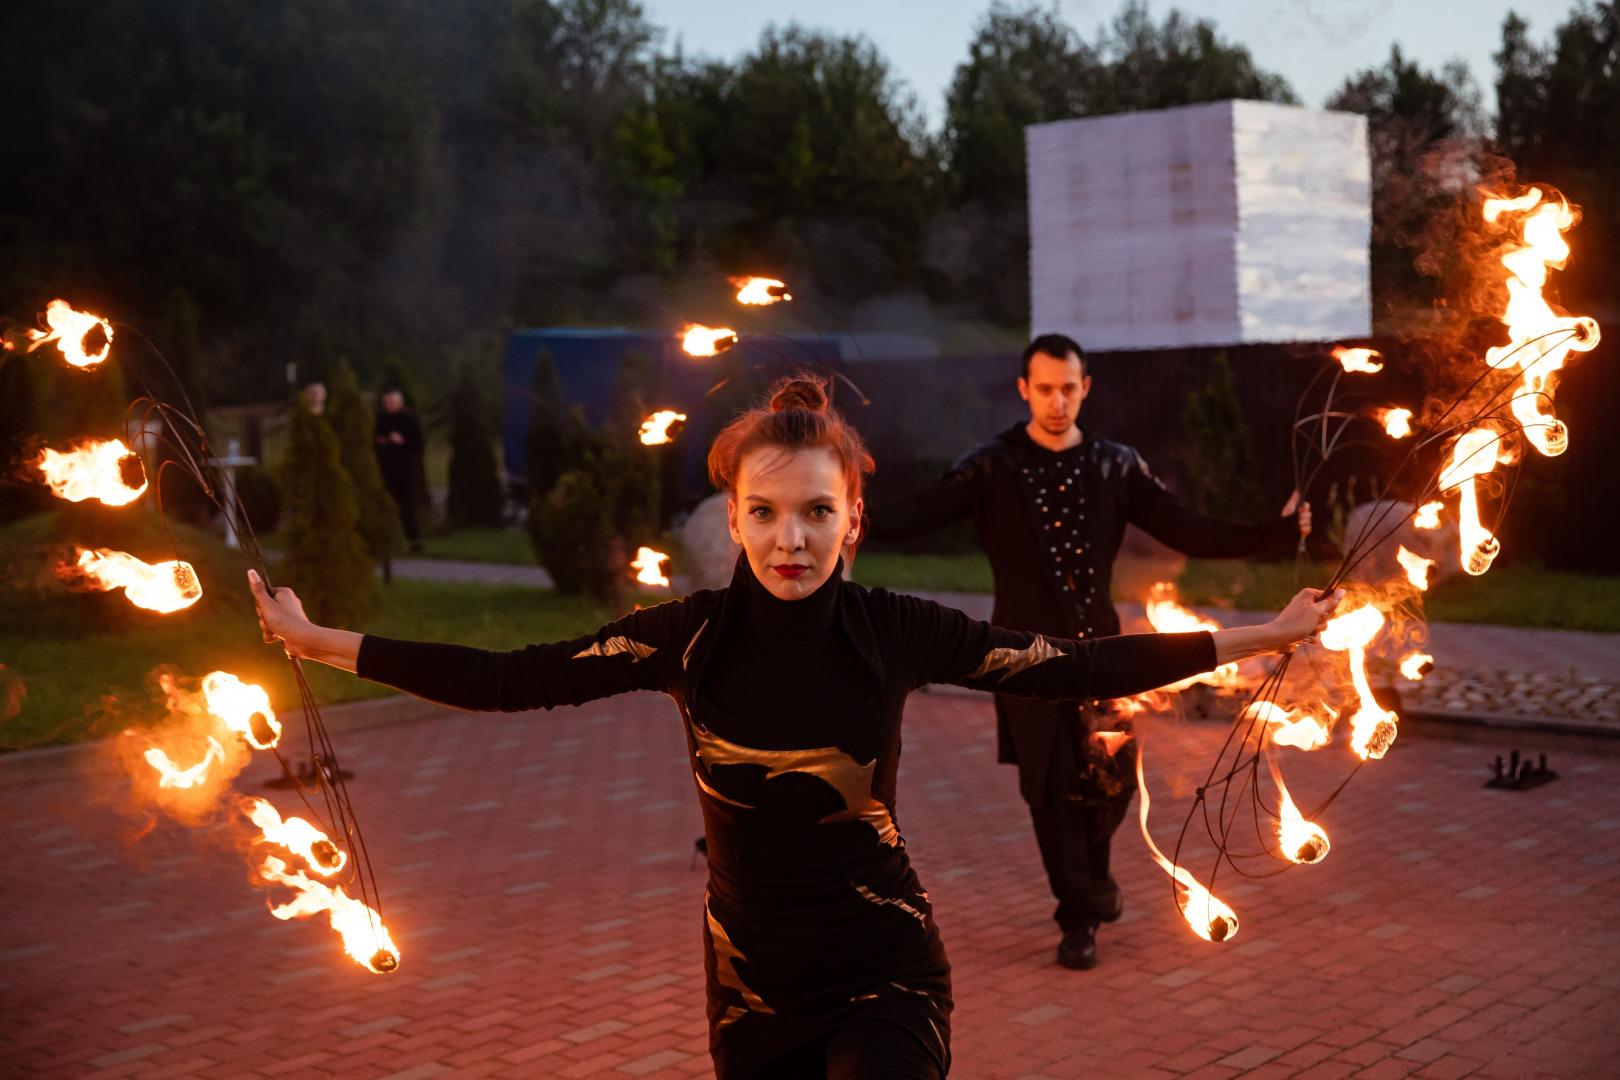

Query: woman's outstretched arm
[{"left": 248, "top": 569, "right": 683, "bottom": 712}]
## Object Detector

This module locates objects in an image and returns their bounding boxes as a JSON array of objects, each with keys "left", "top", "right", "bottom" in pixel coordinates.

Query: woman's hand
[
  {"left": 247, "top": 570, "right": 363, "bottom": 672},
  {"left": 1210, "top": 588, "right": 1343, "bottom": 665}
]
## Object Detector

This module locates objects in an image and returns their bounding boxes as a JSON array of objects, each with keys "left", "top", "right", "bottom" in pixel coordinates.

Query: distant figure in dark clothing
[
  {"left": 375, "top": 387, "right": 425, "bottom": 552},
  {"left": 866, "top": 333, "right": 1310, "bottom": 971}
]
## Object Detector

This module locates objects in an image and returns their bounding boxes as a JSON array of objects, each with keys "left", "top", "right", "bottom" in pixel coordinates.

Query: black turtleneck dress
[{"left": 355, "top": 559, "right": 1218, "bottom": 1079}]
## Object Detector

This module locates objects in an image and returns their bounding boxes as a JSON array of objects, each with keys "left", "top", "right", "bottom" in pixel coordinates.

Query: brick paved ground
[{"left": 4, "top": 690, "right": 1618, "bottom": 1079}]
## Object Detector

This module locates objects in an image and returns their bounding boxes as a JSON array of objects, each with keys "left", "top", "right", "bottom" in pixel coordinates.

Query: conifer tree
[
  {"left": 1183, "top": 350, "right": 1264, "bottom": 519},
  {"left": 446, "top": 365, "right": 505, "bottom": 528},
  {"left": 531, "top": 467, "right": 615, "bottom": 599},
  {"left": 279, "top": 395, "right": 374, "bottom": 627},
  {"left": 524, "top": 349, "right": 569, "bottom": 500},
  {"left": 327, "top": 358, "right": 402, "bottom": 578}
]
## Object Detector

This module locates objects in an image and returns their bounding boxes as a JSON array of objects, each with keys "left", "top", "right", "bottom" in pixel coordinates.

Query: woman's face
[{"left": 728, "top": 446, "right": 861, "bottom": 601}]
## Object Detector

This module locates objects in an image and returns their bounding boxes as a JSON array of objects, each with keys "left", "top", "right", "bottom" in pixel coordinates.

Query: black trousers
[
  {"left": 752, "top": 1019, "right": 942, "bottom": 1079},
  {"left": 1001, "top": 698, "right": 1137, "bottom": 933},
  {"left": 380, "top": 470, "right": 420, "bottom": 543}
]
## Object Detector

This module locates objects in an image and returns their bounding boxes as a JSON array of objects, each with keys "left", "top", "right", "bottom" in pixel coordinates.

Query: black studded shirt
[{"left": 1019, "top": 443, "right": 1102, "bottom": 636}]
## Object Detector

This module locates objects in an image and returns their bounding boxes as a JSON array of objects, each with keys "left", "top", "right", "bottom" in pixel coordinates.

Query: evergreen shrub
[{"left": 278, "top": 397, "right": 374, "bottom": 628}]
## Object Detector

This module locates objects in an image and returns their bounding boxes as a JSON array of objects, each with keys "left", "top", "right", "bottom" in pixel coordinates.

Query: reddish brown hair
[{"left": 707, "top": 375, "right": 874, "bottom": 503}]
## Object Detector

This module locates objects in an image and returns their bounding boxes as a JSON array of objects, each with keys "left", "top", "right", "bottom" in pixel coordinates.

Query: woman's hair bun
[{"left": 768, "top": 375, "right": 828, "bottom": 414}]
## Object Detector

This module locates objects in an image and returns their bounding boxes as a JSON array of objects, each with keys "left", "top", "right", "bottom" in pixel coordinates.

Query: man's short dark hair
[{"left": 1021, "top": 334, "right": 1086, "bottom": 380}]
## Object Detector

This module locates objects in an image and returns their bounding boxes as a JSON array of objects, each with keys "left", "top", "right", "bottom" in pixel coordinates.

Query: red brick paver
[{"left": 3, "top": 690, "right": 1618, "bottom": 1078}]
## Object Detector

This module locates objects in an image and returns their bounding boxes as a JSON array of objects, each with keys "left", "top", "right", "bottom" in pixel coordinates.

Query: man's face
[
  {"left": 382, "top": 390, "right": 404, "bottom": 413},
  {"left": 1018, "top": 351, "right": 1090, "bottom": 436}
]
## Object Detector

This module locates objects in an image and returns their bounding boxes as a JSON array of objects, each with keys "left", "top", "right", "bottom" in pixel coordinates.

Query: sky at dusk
[{"left": 643, "top": 0, "right": 1580, "bottom": 126}]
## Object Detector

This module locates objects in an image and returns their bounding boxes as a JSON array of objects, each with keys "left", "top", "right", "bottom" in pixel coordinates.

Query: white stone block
[{"left": 1027, "top": 100, "right": 1370, "bottom": 351}]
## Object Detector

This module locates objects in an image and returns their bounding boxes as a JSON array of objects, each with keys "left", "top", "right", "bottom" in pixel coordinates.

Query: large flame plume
[
  {"left": 1481, "top": 189, "right": 1600, "bottom": 457},
  {"left": 145, "top": 738, "right": 226, "bottom": 789},
  {"left": 63, "top": 548, "right": 202, "bottom": 613},
  {"left": 631, "top": 546, "right": 670, "bottom": 587},
  {"left": 1413, "top": 501, "right": 1443, "bottom": 529},
  {"left": 1395, "top": 545, "right": 1435, "bottom": 590},
  {"left": 1243, "top": 701, "right": 1332, "bottom": 751},
  {"left": 27, "top": 300, "right": 113, "bottom": 367},
  {"left": 683, "top": 324, "right": 738, "bottom": 356},
  {"left": 1135, "top": 750, "right": 1238, "bottom": 942},
  {"left": 203, "top": 671, "right": 281, "bottom": 749},
  {"left": 37, "top": 438, "right": 148, "bottom": 505},
  {"left": 731, "top": 276, "right": 790, "bottom": 305},
  {"left": 1267, "top": 757, "right": 1329, "bottom": 865},
  {"left": 1399, "top": 652, "right": 1434, "bottom": 681},
  {"left": 260, "top": 856, "right": 400, "bottom": 973},
  {"left": 1376, "top": 408, "right": 1413, "bottom": 439},
  {"left": 1319, "top": 604, "right": 1398, "bottom": 760},
  {"left": 1438, "top": 428, "right": 1507, "bottom": 576},
  {"left": 1145, "top": 583, "right": 1244, "bottom": 690},
  {"left": 638, "top": 410, "right": 686, "bottom": 445}
]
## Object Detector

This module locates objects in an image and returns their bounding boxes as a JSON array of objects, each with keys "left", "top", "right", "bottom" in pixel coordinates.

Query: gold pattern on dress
[
  {"left": 690, "top": 724, "right": 899, "bottom": 846},
  {"left": 682, "top": 619, "right": 709, "bottom": 670},
  {"left": 854, "top": 884, "right": 926, "bottom": 926},
  {"left": 717, "top": 1005, "right": 748, "bottom": 1030},
  {"left": 694, "top": 770, "right": 752, "bottom": 808},
  {"left": 706, "top": 895, "right": 774, "bottom": 1018},
  {"left": 573, "top": 636, "right": 656, "bottom": 661},
  {"left": 968, "top": 634, "right": 1064, "bottom": 680}
]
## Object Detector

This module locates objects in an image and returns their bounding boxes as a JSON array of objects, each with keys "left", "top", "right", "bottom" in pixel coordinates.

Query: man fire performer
[
  {"left": 250, "top": 374, "right": 1337, "bottom": 1080},
  {"left": 865, "top": 335, "right": 1310, "bottom": 970}
]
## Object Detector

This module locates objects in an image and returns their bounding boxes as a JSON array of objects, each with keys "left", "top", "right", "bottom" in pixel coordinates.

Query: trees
[
  {"left": 278, "top": 396, "right": 374, "bottom": 628},
  {"left": 326, "top": 359, "right": 402, "bottom": 575},
  {"left": 446, "top": 366, "right": 505, "bottom": 529},
  {"left": 1182, "top": 352, "right": 1263, "bottom": 520}
]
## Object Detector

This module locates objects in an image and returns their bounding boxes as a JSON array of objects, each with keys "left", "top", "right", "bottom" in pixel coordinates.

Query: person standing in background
[
  {"left": 865, "top": 334, "right": 1310, "bottom": 971},
  {"left": 375, "top": 386, "right": 425, "bottom": 553}
]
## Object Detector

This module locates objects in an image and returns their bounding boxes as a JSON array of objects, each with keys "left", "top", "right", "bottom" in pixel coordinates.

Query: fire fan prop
[
  {"left": 7, "top": 300, "right": 396, "bottom": 974},
  {"left": 1134, "top": 183, "right": 1603, "bottom": 943}
]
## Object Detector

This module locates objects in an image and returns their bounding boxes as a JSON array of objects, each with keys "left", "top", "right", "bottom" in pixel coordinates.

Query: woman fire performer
[{"left": 249, "top": 376, "right": 1340, "bottom": 1080}]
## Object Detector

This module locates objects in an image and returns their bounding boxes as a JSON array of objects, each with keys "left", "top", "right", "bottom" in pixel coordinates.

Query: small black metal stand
[
  {"left": 1484, "top": 750, "right": 1558, "bottom": 790},
  {"left": 265, "top": 753, "right": 354, "bottom": 790}
]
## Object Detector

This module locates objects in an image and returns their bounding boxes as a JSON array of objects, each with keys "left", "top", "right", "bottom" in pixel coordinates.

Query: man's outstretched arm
[
  {"left": 1125, "top": 453, "right": 1306, "bottom": 559},
  {"left": 863, "top": 456, "right": 982, "bottom": 543}
]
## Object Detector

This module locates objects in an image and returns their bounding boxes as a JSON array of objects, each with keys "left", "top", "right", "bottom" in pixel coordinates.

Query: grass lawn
[
  {"left": 853, "top": 552, "right": 995, "bottom": 593},
  {"left": 416, "top": 528, "right": 534, "bottom": 565}
]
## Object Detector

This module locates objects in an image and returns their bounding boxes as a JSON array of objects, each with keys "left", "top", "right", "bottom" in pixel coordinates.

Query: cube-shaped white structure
[{"left": 1027, "top": 100, "right": 1370, "bottom": 351}]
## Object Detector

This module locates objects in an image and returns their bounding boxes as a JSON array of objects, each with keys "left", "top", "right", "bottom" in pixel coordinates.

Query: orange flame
[
  {"left": 1414, "top": 501, "right": 1443, "bottom": 529},
  {"left": 1395, "top": 545, "right": 1435, "bottom": 590},
  {"left": 65, "top": 548, "right": 202, "bottom": 613},
  {"left": 1481, "top": 189, "right": 1600, "bottom": 458},
  {"left": 1399, "top": 652, "right": 1434, "bottom": 681},
  {"left": 683, "top": 324, "right": 738, "bottom": 356},
  {"left": 145, "top": 738, "right": 226, "bottom": 789},
  {"left": 1377, "top": 408, "right": 1413, "bottom": 438},
  {"left": 1135, "top": 749, "right": 1238, "bottom": 942},
  {"left": 27, "top": 300, "right": 113, "bottom": 367},
  {"left": 1320, "top": 605, "right": 1397, "bottom": 760},
  {"left": 37, "top": 438, "right": 148, "bottom": 505},
  {"left": 1243, "top": 701, "right": 1332, "bottom": 751},
  {"left": 203, "top": 671, "right": 280, "bottom": 749},
  {"left": 260, "top": 856, "right": 399, "bottom": 973},
  {"left": 1332, "top": 346, "right": 1382, "bottom": 373},
  {"left": 244, "top": 798, "right": 347, "bottom": 876},
  {"left": 1438, "top": 428, "right": 1507, "bottom": 575},
  {"left": 631, "top": 546, "right": 670, "bottom": 587},
  {"left": 1267, "top": 756, "right": 1329, "bottom": 865},
  {"left": 638, "top": 410, "right": 686, "bottom": 445},
  {"left": 1112, "top": 691, "right": 1172, "bottom": 719},
  {"left": 1145, "top": 583, "right": 1243, "bottom": 690},
  {"left": 731, "top": 276, "right": 791, "bottom": 305}
]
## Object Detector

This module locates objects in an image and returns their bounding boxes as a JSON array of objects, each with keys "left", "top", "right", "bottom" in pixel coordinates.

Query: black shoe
[
  {"left": 1095, "top": 879, "right": 1124, "bottom": 923},
  {"left": 1056, "top": 926, "right": 1097, "bottom": 970}
]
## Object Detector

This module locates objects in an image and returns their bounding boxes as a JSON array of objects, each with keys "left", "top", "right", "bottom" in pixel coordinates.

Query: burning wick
[
  {"left": 1145, "top": 583, "right": 1243, "bottom": 690},
  {"left": 1320, "top": 605, "right": 1398, "bottom": 760},
  {"left": 1413, "top": 501, "right": 1443, "bottom": 529},
  {"left": 682, "top": 324, "right": 738, "bottom": 357},
  {"left": 203, "top": 671, "right": 280, "bottom": 749},
  {"left": 145, "top": 738, "right": 226, "bottom": 789},
  {"left": 1332, "top": 346, "right": 1383, "bottom": 373},
  {"left": 1377, "top": 408, "right": 1413, "bottom": 439},
  {"left": 1135, "top": 749, "right": 1239, "bottom": 942},
  {"left": 1438, "top": 429, "right": 1508, "bottom": 576},
  {"left": 244, "top": 798, "right": 347, "bottom": 876},
  {"left": 1395, "top": 545, "right": 1435, "bottom": 591},
  {"left": 27, "top": 299, "right": 113, "bottom": 367},
  {"left": 1268, "top": 757, "right": 1330, "bottom": 865},
  {"left": 1399, "top": 653, "right": 1435, "bottom": 681},
  {"left": 1243, "top": 701, "right": 1332, "bottom": 752},
  {"left": 1481, "top": 188, "right": 1601, "bottom": 459},
  {"left": 260, "top": 855, "right": 400, "bottom": 974},
  {"left": 631, "top": 547, "right": 670, "bottom": 588},
  {"left": 64, "top": 548, "right": 202, "bottom": 613},
  {"left": 37, "top": 438, "right": 148, "bottom": 505},
  {"left": 638, "top": 410, "right": 686, "bottom": 446},
  {"left": 731, "top": 276, "right": 791, "bottom": 305}
]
